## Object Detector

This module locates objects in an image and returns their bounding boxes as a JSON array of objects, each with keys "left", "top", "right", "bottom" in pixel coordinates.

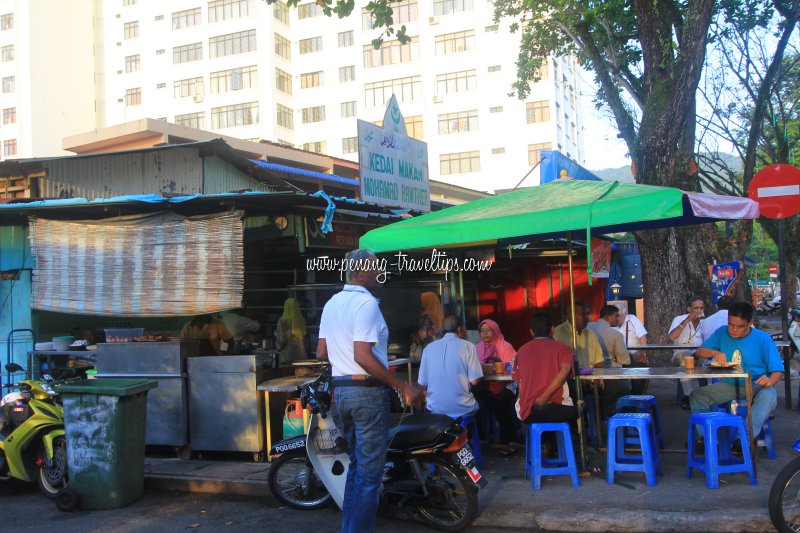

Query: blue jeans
[
  {"left": 689, "top": 381, "right": 777, "bottom": 439},
  {"left": 335, "top": 386, "right": 391, "bottom": 533}
]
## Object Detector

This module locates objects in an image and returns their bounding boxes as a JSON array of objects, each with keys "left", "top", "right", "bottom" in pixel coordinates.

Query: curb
[{"left": 144, "top": 474, "right": 271, "bottom": 498}]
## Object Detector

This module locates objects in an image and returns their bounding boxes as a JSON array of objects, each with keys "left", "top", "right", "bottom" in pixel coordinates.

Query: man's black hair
[
  {"left": 716, "top": 296, "right": 735, "bottom": 311},
  {"left": 728, "top": 301, "right": 754, "bottom": 322},
  {"left": 599, "top": 305, "right": 620, "bottom": 319},
  {"left": 530, "top": 312, "right": 553, "bottom": 337},
  {"left": 442, "top": 315, "right": 462, "bottom": 333},
  {"left": 687, "top": 294, "right": 704, "bottom": 307}
]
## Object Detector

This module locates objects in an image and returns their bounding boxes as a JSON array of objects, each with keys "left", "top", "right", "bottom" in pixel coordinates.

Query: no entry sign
[
  {"left": 768, "top": 264, "right": 779, "bottom": 274},
  {"left": 748, "top": 164, "right": 800, "bottom": 219}
]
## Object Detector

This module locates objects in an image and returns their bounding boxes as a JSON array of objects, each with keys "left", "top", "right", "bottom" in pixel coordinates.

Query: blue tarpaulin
[
  {"left": 539, "top": 150, "right": 603, "bottom": 184},
  {"left": 249, "top": 160, "right": 360, "bottom": 186}
]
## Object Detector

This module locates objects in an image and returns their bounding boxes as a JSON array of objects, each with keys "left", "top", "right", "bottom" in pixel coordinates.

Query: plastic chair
[
  {"left": 687, "top": 412, "right": 756, "bottom": 489},
  {"left": 728, "top": 403, "right": 777, "bottom": 460},
  {"left": 460, "top": 415, "right": 484, "bottom": 468},
  {"left": 606, "top": 412, "right": 661, "bottom": 486},
  {"left": 614, "top": 395, "right": 664, "bottom": 449},
  {"left": 525, "top": 422, "right": 580, "bottom": 490}
]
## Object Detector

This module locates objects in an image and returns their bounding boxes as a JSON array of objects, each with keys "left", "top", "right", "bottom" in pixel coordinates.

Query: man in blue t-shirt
[{"left": 690, "top": 301, "right": 783, "bottom": 440}]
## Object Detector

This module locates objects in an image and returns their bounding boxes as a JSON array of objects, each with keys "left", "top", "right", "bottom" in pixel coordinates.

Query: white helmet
[{"left": 1, "top": 392, "right": 27, "bottom": 407}]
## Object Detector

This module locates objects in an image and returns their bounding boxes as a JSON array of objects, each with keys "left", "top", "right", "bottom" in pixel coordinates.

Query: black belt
[{"left": 332, "top": 376, "right": 386, "bottom": 388}]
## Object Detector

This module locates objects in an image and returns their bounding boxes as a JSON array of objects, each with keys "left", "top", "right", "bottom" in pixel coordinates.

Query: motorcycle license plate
[{"left": 456, "top": 445, "right": 476, "bottom": 468}]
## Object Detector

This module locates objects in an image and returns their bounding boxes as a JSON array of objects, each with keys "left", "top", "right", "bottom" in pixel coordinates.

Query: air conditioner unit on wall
[
  {"left": 429, "top": 16, "right": 439, "bottom": 25},
  {"left": 432, "top": 95, "right": 443, "bottom": 103},
  {"left": 193, "top": 95, "right": 203, "bottom": 103}
]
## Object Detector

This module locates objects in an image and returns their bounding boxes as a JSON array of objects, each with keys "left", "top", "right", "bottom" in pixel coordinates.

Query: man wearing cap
[{"left": 316, "top": 248, "right": 423, "bottom": 533}]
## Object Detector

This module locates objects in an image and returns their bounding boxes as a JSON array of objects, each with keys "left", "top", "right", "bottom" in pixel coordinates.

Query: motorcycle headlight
[{"left": 41, "top": 384, "right": 55, "bottom": 395}]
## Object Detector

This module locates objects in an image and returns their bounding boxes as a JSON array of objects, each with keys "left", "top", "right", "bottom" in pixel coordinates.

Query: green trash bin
[{"left": 58, "top": 378, "right": 157, "bottom": 509}]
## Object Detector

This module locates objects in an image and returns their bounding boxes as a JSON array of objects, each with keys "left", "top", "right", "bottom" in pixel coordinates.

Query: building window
[
  {"left": 173, "top": 77, "right": 204, "bottom": 98},
  {"left": 299, "top": 36, "right": 323, "bottom": 54},
  {"left": 273, "top": 1, "right": 289, "bottom": 24},
  {"left": 2, "top": 107, "right": 15, "bottom": 125},
  {"left": 528, "top": 142, "right": 552, "bottom": 165},
  {"left": 1, "top": 14, "right": 13, "bottom": 31},
  {"left": 209, "top": 29, "right": 256, "bottom": 58},
  {"left": 123, "top": 0, "right": 137, "bottom": 5},
  {"left": 434, "top": 30, "right": 474, "bottom": 55},
  {"left": 491, "top": 147, "right": 505, "bottom": 154},
  {"left": 487, "top": 65, "right": 501, "bottom": 72},
  {"left": 1, "top": 45, "right": 13, "bottom": 62},
  {"left": 156, "top": 82, "right": 166, "bottom": 89},
  {"left": 298, "top": 2, "right": 324, "bottom": 19},
  {"left": 438, "top": 110, "right": 478, "bottom": 134},
  {"left": 432, "top": 0, "right": 473, "bottom": 16},
  {"left": 124, "top": 21, "right": 139, "bottom": 39},
  {"left": 175, "top": 111, "right": 205, "bottom": 130},
  {"left": 435, "top": 70, "right": 476, "bottom": 94},
  {"left": 2, "top": 76, "right": 14, "bottom": 93},
  {"left": 156, "top": 49, "right": 165, "bottom": 55},
  {"left": 300, "top": 71, "right": 323, "bottom": 89},
  {"left": 210, "top": 65, "right": 257, "bottom": 93},
  {"left": 275, "top": 68, "right": 292, "bottom": 95},
  {"left": 405, "top": 115, "right": 423, "bottom": 140},
  {"left": 489, "top": 106, "right": 503, "bottom": 113},
  {"left": 341, "top": 101, "right": 356, "bottom": 118},
  {"left": 274, "top": 34, "right": 291, "bottom": 59},
  {"left": 173, "top": 42, "right": 203, "bottom": 64},
  {"left": 538, "top": 62, "right": 549, "bottom": 80},
  {"left": 208, "top": 0, "right": 252, "bottom": 23},
  {"left": 211, "top": 101, "right": 259, "bottom": 128},
  {"left": 125, "top": 54, "right": 140, "bottom": 73},
  {"left": 338, "top": 30, "right": 354, "bottom": 47},
  {"left": 125, "top": 87, "right": 142, "bottom": 106},
  {"left": 339, "top": 66, "right": 355, "bottom": 83},
  {"left": 3, "top": 139, "right": 16, "bottom": 157},
  {"left": 364, "top": 76, "right": 421, "bottom": 107},
  {"left": 277, "top": 104, "right": 293, "bottom": 130},
  {"left": 526, "top": 100, "right": 550, "bottom": 123},
  {"left": 362, "top": 0, "right": 417, "bottom": 29},
  {"left": 301, "top": 106, "right": 326, "bottom": 123},
  {"left": 342, "top": 137, "right": 357, "bottom": 154},
  {"left": 485, "top": 24, "right": 498, "bottom": 32},
  {"left": 302, "top": 141, "right": 326, "bottom": 154},
  {"left": 155, "top": 15, "right": 164, "bottom": 21},
  {"left": 440, "top": 151, "right": 480, "bottom": 175},
  {"left": 172, "top": 8, "right": 201, "bottom": 29},
  {"left": 363, "top": 37, "right": 419, "bottom": 67}
]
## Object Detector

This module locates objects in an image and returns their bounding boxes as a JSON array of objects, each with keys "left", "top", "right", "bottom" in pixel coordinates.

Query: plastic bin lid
[{"left": 57, "top": 378, "right": 158, "bottom": 396}]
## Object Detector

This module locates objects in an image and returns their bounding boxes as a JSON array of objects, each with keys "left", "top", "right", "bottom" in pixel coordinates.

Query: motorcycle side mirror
[{"left": 4, "top": 363, "right": 24, "bottom": 373}]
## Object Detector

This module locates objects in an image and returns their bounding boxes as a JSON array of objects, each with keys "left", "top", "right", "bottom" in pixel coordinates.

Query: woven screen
[{"left": 29, "top": 211, "right": 244, "bottom": 316}]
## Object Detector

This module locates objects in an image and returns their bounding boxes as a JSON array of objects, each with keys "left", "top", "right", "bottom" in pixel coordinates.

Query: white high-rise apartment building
[{"left": 2, "top": 0, "right": 583, "bottom": 192}]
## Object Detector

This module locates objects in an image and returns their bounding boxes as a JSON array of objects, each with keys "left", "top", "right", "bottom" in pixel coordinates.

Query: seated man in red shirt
[{"left": 513, "top": 312, "right": 578, "bottom": 446}]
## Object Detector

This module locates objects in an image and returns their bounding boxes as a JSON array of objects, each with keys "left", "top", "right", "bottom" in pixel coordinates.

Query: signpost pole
[{"left": 778, "top": 219, "right": 792, "bottom": 409}]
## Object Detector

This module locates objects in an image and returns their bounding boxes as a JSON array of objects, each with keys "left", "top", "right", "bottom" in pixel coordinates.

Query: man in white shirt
[
  {"left": 316, "top": 248, "right": 422, "bottom": 533},
  {"left": 614, "top": 304, "right": 649, "bottom": 393},
  {"left": 418, "top": 315, "right": 483, "bottom": 419},
  {"left": 220, "top": 311, "right": 262, "bottom": 344},
  {"left": 587, "top": 305, "right": 631, "bottom": 417},
  {"left": 700, "top": 296, "right": 734, "bottom": 344},
  {"left": 668, "top": 295, "right": 705, "bottom": 408}
]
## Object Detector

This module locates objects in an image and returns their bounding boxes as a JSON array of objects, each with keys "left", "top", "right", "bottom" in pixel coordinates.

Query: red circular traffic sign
[
  {"left": 767, "top": 264, "right": 779, "bottom": 274},
  {"left": 748, "top": 164, "right": 800, "bottom": 219}
]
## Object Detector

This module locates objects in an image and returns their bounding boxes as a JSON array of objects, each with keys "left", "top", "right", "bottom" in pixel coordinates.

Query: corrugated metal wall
[
  {"left": 203, "top": 156, "right": 267, "bottom": 194},
  {"left": 37, "top": 146, "right": 205, "bottom": 199}
]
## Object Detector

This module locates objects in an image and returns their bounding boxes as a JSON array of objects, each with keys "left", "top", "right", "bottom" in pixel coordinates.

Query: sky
[{"left": 576, "top": 69, "right": 632, "bottom": 171}]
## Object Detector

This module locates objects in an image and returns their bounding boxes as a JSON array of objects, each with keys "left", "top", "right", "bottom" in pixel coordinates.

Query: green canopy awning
[{"left": 359, "top": 180, "right": 759, "bottom": 252}]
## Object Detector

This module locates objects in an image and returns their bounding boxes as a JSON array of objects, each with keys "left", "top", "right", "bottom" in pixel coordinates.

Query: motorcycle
[
  {"left": 267, "top": 372, "right": 486, "bottom": 532},
  {"left": 0, "top": 362, "right": 69, "bottom": 498},
  {"left": 769, "top": 438, "right": 800, "bottom": 532}
]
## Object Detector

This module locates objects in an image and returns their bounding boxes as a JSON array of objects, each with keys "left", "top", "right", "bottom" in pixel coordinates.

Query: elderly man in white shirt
[
  {"left": 669, "top": 295, "right": 705, "bottom": 408},
  {"left": 418, "top": 315, "right": 483, "bottom": 419}
]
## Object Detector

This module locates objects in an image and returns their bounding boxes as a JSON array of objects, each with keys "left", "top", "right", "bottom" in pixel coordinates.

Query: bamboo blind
[{"left": 28, "top": 211, "right": 244, "bottom": 317}]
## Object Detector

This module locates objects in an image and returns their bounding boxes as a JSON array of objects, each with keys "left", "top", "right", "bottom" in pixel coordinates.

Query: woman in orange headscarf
[{"left": 420, "top": 292, "right": 444, "bottom": 336}]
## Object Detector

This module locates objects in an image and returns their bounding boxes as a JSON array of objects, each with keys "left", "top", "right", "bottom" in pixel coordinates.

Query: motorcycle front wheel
[
  {"left": 416, "top": 457, "right": 478, "bottom": 532},
  {"left": 769, "top": 456, "right": 800, "bottom": 533},
  {"left": 37, "top": 436, "right": 68, "bottom": 499},
  {"left": 267, "top": 450, "right": 332, "bottom": 510}
]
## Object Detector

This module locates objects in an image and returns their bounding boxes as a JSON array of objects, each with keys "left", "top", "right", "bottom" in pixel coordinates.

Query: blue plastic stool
[
  {"left": 728, "top": 403, "right": 777, "bottom": 460},
  {"left": 687, "top": 412, "right": 756, "bottom": 489},
  {"left": 460, "top": 416, "right": 484, "bottom": 468},
  {"left": 526, "top": 422, "right": 580, "bottom": 490},
  {"left": 614, "top": 395, "right": 664, "bottom": 449},
  {"left": 606, "top": 412, "right": 662, "bottom": 486}
]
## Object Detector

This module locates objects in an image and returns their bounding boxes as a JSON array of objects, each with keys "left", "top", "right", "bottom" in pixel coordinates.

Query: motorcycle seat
[{"left": 389, "top": 413, "right": 455, "bottom": 449}]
